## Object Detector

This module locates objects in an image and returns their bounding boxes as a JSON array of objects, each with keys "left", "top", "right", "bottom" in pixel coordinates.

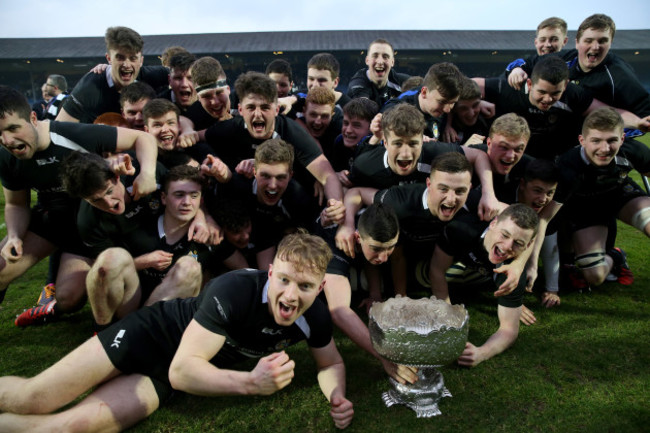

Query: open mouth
[
  {"left": 279, "top": 301, "right": 296, "bottom": 320},
  {"left": 396, "top": 159, "right": 412, "bottom": 171},
  {"left": 493, "top": 245, "right": 507, "bottom": 262},
  {"left": 499, "top": 159, "right": 515, "bottom": 172},
  {"left": 119, "top": 68, "right": 135, "bottom": 82},
  {"left": 264, "top": 189, "right": 279, "bottom": 202},
  {"left": 7, "top": 143, "right": 27, "bottom": 153},
  {"left": 531, "top": 202, "right": 545, "bottom": 212},
  {"left": 439, "top": 203, "right": 456, "bottom": 218},
  {"left": 159, "top": 133, "right": 175, "bottom": 149},
  {"left": 252, "top": 120, "right": 266, "bottom": 134},
  {"left": 586, "top": 52, "right": 600, "bottom": 64}
]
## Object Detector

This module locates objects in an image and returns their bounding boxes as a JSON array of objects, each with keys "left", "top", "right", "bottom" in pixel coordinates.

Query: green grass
[{"left": 1, "top": 137, "right": 650, "bottom": 432}]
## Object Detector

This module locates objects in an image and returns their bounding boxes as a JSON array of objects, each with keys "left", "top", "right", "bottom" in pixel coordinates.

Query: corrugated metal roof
[{"left": 2, "top": 29, "right": 649, "bottom": 59}]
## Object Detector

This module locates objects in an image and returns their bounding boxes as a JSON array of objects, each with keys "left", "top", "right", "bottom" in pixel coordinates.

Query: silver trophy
[{"left": 369, "top": 295, "right": 469, "bottom": 417}]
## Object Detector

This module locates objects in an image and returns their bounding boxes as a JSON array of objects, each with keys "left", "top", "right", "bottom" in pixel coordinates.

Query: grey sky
[{"left": 2, "top": 0, "right": 648, "bottom": 38}]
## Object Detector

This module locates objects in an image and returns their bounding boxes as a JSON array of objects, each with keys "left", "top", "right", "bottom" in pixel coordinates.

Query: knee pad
[
  {"left": 575, "top": 251, "right": 607, "bottom": 270},
  {"left": 630, "top": 207, "right": 650, "bottom": 232}
]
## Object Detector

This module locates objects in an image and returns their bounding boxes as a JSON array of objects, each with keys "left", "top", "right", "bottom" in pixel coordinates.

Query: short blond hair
[
  {"left": 489, "top": 113, "right": 531, "bottom": 142},
  {"left": 275, "top": 230, "right": 332, "bottom": 276}
]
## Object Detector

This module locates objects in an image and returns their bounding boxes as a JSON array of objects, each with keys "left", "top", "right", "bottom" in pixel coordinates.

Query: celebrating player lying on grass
[{"left": 0, "top": 232, "right": 354, "bottom": 431}]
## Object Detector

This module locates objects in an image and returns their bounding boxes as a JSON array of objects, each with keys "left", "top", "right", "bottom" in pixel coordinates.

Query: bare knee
[
  {"left": 94, "top": 248, "right": 133, "bottom": 275},
  {"left": 88, "top": 248, "right": 134, "bottom": 296},
  {"left": 581, "top": 267, "right": 608, "bottom": 286},
  {"left": 575, "top": 251, "right": 609, "bottom": 286},
  {"left": 167, "top": 257, "right": 202, "bottom": 296},
  {"left": 1, "top": 377, "right": 58, "bottom": 414}
]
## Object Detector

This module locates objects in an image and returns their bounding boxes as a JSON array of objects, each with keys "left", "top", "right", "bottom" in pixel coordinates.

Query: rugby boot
[
  {"left": 15, "top": 300, "right": 57, "bottom": 327},
  {"left": 608, "top": 247, "right": 634, "bottom": 286},
  {"left": 37, "top": 283, "right": 56, "bottom": 306}
]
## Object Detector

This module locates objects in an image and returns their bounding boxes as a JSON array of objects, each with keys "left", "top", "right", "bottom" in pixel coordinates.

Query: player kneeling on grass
[
  {"left": 555, "top": 107, "right": 650, "bottom": 287},
  {"left": 0, "top": 232, "right": 354, "bottom": 431},
  {"left": 429, "top": 204, "right": 539, "bottom": 367}
]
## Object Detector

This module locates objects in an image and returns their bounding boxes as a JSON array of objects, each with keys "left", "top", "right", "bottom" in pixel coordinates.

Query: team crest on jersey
[
  {"left": 148, "top": 199, "right": 161, "bottom": 212},
  {"left": 623, "top": 183, "right": 635, "bottom": 193},
  {"left": 432, "top": 123, "right": 439, "bottom": 140},
  {"left": 187, "top": 249, "right": 199, "bottom": 260},
  {"left": 548, "top": 114, "right": 558, "bottom": 125},
  {"left": 274, "top": 339, "right": 291, "bottom": 351}
]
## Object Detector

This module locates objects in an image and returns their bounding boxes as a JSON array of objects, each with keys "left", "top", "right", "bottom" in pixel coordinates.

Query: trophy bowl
[{"left": 369, "top": 295, "right": 469, "bottom": 417}]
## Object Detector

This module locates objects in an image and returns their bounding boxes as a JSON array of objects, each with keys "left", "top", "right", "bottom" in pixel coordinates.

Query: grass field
[{"left": 0, "top": 138, "right": 649, "bottom": 432}]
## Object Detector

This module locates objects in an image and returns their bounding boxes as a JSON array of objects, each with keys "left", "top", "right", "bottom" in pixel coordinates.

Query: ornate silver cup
[{"left": 369, "top": 295, "right": 469, "bottom": 417}]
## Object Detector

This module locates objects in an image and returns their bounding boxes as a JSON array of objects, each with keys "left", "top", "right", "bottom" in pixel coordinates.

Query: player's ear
[
  {"left": 267, "top": 263, "right": 273, "bottom": 279},
  {"left": 354, "top": 231, "right": 361, "bottom": 244}
]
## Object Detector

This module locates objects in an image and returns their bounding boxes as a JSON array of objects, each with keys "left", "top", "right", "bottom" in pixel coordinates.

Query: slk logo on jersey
[
  {"left": 111, "top": 329, "right": 126, "bottom": 348},
  {"left": 35, "top": 156, "right": 59, "bottom": 166},
  {"left": 125, "top": 205, "right": 143, "bottom": 219},
  {"left": 261, "top": 327, "right": 283, "bottom": 336}
]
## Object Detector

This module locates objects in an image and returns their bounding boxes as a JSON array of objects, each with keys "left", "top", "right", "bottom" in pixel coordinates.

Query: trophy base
[{"left": 381, "top": 367, "right": 452, "bottom": 418}]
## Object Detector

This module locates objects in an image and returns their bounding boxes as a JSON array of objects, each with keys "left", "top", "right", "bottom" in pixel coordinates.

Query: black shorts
[
  {"left": 97, "top": 303, "right": 183, "bottom": 402},
  {"left": 28, "top": 204, "right": 92, "bottom": 257},
  {"left": 565, "top": 178, "right": 647, "bottom": 231},
  {"left": 137, "top": 272, "right": 164, "bottom": 303}
]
